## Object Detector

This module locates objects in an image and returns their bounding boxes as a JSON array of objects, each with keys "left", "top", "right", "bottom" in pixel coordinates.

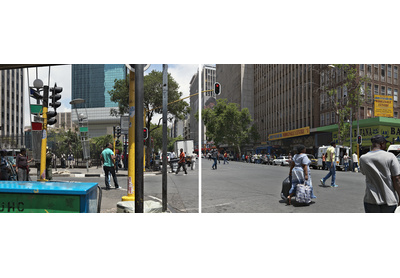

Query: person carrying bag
[{"left": 287, "top": 144, "right": 316, "bottom": 205}]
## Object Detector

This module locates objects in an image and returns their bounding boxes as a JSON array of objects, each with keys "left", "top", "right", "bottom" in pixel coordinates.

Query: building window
[
  {"left": 321, "top": 114, "right": 325, "bottom": 126},
  {"left": 381, "top": 64, "right": 385, "bottom": 78},
  {"left": 395, "top": 111, "right": 398, "bottom": 119},
  {"left": 360, "top": 64, "right": 365, "bottom": 71},
  {"left": 367, "top": 83, "right": 372, "bottom": 100},
  {"left": 367, "top": 108, "right": 372, "bottom": 118},
  {"left": 395, "top": 89, "right": 398, "bottom": 102},
  {"left": 381, "top": 86, "right": 385, "bottom": 95},
  {"left": 395, "top": 66, "right": 398, "bottom": 79},
  {"left": 374, "top": 84, "right": 379, "bottom": 95},
  {"left": 388, "top": 65, "right": 392, "bottom": 78},
  {"left": 388, "top": 88, "right": 392, "bottom": 96}
]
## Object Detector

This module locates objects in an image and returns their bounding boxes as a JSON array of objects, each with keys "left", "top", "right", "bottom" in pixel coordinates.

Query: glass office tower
[{"left": 71, "top": 64, "right": 126, "bottom": 108}]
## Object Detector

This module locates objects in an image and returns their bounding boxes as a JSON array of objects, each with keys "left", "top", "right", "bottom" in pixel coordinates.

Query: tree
[
  {"left": 326, "top": 64, "right": 370, "bottom": 144},
  {"left": 108, "top": 70, "right": 191, "bottom": 168},
  {"left": 199, "top": 98, "right": 259, "bottom": 156}
]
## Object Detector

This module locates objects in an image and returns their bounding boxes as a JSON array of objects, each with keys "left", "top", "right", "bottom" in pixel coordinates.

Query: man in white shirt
[{"left": 352, "top": 152, "right": 359, "bottom": 172}]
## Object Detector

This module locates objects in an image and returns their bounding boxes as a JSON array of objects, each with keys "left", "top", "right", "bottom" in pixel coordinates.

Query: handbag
[{"left": 295, "top": 182, "right": 312, "bottom": 204}]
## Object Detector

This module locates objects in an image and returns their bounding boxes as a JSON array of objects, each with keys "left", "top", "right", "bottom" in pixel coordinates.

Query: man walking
[
  {"left": 320, "top": 141, "right": 338, "bottom": 188},
  {"left": 223, "top": 151, "right": 229, "bottom": 164},
  {"left": 352, "top": 151, "right": 359, "bottom": 172},
  {"left": 359, "top": 135, "right": 400, "bottom": 213},
  {"left": 211, "top": 149, "right": 218, "bottom": 170},
  {"left": 101, "top": 143, "right": 120, "bottom": 190},
  {"left": 175, "top": 148, "right": 187, "bottom": 175}
]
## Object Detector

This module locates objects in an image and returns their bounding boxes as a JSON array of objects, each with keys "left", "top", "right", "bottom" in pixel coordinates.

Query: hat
[{"left": 371, "top": 135, "right": 388, "bottom": 144}]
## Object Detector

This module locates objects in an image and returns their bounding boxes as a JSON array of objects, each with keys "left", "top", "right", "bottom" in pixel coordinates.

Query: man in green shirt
[
  {"left": 320, "top": 141, "right": 338, "bottom": 188},
  {"left": 101, "top": 143, "right": 120, "bottom": 190}
]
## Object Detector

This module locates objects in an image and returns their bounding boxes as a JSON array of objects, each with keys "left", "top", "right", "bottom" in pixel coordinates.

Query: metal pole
[
  {"left": 349, "top": 107, "right": 352, "bottom": 155},
  {"left": 122, "top": 70, "right": 135, "bottom": 202},
  {"left": 162, "top": 64, "right": 168, "bottom": 212},
  {"left": 38, "top": 86, "right": 49, "bottom": 181},
  {"left": 135, "top": 64, "right": 144, "bottom": 213}
]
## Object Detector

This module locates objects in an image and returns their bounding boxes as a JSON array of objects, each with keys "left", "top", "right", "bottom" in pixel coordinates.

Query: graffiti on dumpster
[{"left": 0, "top": 202, "right": 24, "bottom": 212}]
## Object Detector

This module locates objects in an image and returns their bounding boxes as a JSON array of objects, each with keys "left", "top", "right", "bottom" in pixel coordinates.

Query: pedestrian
[
  {"left": 115, "top": 150, "right": 121, "bottom": 173},
  {"left": 320, "top": 141, "right": 338, "bottom": 188},
  {"left": 67, "top": 153, "right": 74, "bottom": 168},
  {"left": 170, "top": 151, "right": 176, "bottom": 173},
  {"left": 211, "top": 149, "right": 218, "bottom": 170},
  {"left": 191, "top": 152, "right": 197, "bottom": 170},
  {"left": 359, "top": 135, "right": 400, "bottom": 213},
  {"left": 0, "top": 150, "right": 11, "bottom": 181},
  {"left": 223, "top": 151, "right": 229, "bottom": 164},
  {"left": 100, "top": 143, "right": 120, "bottom": 190},
  {"left": 352, "top": 152, "right": 359, "bottom": 172},
  {"left": 175, "top": 148, "right": 187, "bottom": 175},
  {"left": 287, "top": 145, "right": 317, "bottom": 205},
  {"left": 46, "top": 147, "right": 53, "bottom": 180},
  {"left": 343, "top": 153, "right": 349, "bottom": 172},
  {"left": 16, "top": 148, "right": 33, "bottom": 181},
  {"left": 322, "top": 153, "right": 326, "bottom": 170}
]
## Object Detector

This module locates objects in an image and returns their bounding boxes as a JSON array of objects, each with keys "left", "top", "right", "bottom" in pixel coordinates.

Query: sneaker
[
  {"left": 184, "top": 173, "right": 187, "bottom": 175},
  {"left": 320, "top": 179, "right": 325, "bottom": 187},
  {"left": 331, "top": 184, "right": 339, "bottom": 188}
]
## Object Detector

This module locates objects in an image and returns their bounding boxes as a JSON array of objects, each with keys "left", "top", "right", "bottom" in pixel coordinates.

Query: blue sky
[{"left": 24, "top": 64, "right": 199, "bottom": 126}]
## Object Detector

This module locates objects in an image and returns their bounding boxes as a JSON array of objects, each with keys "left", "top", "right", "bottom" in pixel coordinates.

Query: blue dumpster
[{"left": 0, "top": 181, "right": 98, "bottom": 213}]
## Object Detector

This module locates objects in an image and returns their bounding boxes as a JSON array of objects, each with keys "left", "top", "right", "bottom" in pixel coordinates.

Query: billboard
[{"left": 374, "top": 95, "right": 393, "bottom": 117}]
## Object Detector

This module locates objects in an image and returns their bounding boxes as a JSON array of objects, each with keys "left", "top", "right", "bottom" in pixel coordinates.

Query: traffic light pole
[
  {"left": 135, "top": 64, "right": 144, "bottom": 213},
  {"left": 38, "top": 85, "right": 49, "bottom": 181},
  {"left": 122, "top": 71, "right": 135, "bottom": 202}
]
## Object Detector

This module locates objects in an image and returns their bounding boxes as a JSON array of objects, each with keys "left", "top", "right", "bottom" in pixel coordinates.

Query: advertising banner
[{"left": 374, "top": 95, "right": 393, "bottom": 117}]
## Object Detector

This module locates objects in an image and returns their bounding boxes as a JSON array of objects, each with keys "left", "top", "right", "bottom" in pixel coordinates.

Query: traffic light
[
  {"left": 30, "top": 88, "right": 43, "bottom": 100},
  {"left": 143, "top": 127, "right": 148, "bottom": 140},
  {"left": 49, "top": 83, "right": 62, "bottom": 110},
  {"left": 116, "top": 126, "right": 121, "bottom": 138},
  {"left": 214, "top": 82, "right": 221, "bottom": 95},
  {"left": 357, "top": 135, "right": 362, "bottom": 145},
  {"left": 47, "top": 84, "right": 62, "bottom": 126},
  {"left": 47, "top": 110, "right": 57, "bottom": 125}
]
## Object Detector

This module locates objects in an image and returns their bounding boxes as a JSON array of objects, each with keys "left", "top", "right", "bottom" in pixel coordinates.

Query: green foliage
[
  {"left": 200, "top": 99, "right": 259, "bottom": 155},
  {"left": 326, "top": 64, "right": 370, "bottom": 144},
  {"left": 108, "top": 69, "right": 191, "bottom": 168},
  {"left": 168, "top": 135, "right": 184, "bottom": 152}
]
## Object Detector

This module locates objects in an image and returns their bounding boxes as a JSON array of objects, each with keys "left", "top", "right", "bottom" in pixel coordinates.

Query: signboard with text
[
  {"left": 374, "top": 95, "right": 393, "bottom": 117},
  {"left": 268, "top": 126, "right": 310, "bottom": 141}
]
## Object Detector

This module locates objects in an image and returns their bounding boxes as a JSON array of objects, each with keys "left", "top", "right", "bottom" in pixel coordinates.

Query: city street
[
  {"left": 201, "top": 158, "right": 366, "bottom": 213},
  {"left": 51, "top": 166, "right": 199, "bottom": 213}
]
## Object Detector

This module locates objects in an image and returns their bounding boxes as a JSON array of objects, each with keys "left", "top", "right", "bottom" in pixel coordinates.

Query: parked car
[
  {"left": 307, "top": 154, "right": 318, "bottom": 169},
  {"left": 273, "top": 156, "right": 290, "bottom": 166}
]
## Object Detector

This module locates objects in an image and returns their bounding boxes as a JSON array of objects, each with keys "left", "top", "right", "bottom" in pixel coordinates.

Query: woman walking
[{"left": 287, "top": 145, "right": 317, "bottom": 205}]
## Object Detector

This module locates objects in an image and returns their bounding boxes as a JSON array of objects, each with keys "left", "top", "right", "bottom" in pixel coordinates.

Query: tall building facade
[
  {"left": 71, "top": 65, "right": 126, "bottom": 137},
  {"left": 216, "top": 64, "right": 400, "bottom": 154},
  {"left": 189, "top": 65, "right": 216, "bottom": 149},
  {"left": 0, "top": 68, "right": 24, "bottom": 148}
]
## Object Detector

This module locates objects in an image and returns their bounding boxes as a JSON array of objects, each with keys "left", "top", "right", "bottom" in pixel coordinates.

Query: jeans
[
  {"left": 322, "top": 161, "right": 336, "bottom": 186},
  {"left": 344, "top": 162, "right": 349, "bottom": 171},
  {"left": 104, "top": 166, "right": 119, "bottom": 189},
  {"left": 212, "top": 158, "right": 218, "bottom": 169},
  {"left": 364, "top": 202, "right": 397, "bottom": 213},
  {"left": 353, "top": 162, "right": 359, "bottom": 172},
  {"left": 224, "top": 157, "right": 229, "bottom": 164}
]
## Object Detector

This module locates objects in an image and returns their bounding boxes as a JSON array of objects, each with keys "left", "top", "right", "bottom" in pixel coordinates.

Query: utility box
[{"left": 0, "top": 181, "right": 98, "bottom": 213}]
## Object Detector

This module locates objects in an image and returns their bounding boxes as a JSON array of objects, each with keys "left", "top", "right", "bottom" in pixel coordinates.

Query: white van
[
  {"left": 387, "top": 144, "right": 400, "bottom": 156},
  {"left": 317, "top": 145, "right": 350, "bottom": 170}
]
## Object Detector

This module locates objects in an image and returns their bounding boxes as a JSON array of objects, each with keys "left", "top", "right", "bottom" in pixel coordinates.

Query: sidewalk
[{"left": 29, "top": 166, "right": 162, "bottom": 178}]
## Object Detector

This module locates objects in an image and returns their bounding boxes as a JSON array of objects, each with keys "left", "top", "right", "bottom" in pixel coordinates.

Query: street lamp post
[{"left": 70, "top": 98, "right": 90, "bottom": 172}]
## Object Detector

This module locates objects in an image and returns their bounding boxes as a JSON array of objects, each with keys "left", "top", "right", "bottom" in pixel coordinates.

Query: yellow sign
[
  {"left": 374, "top": 95, "right": 393, "bottom": 117},
  {"left": 268, "top": 126, "right": 310, "bottom": 141}
]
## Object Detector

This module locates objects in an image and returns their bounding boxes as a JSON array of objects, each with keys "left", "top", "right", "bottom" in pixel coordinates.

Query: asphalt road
[
  {"left": 53, "top": 166, "right": 199, "bottom": 213},
  {"left": 201, "top": 158, "right": 366, "bottom": 213}
]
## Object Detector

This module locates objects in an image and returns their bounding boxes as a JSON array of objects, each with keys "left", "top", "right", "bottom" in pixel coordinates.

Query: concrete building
[
  {"left": 0, "top": 68, "right": 24, "bottom": 148},
  {"left": 52, "top": 112, "right": 75, "bottom": 131},
  {"left": 189, "top": 65, "right": 216, "bottom": 149},
  {"left": 71, "top": 65, "right": 126, "bottom": 138},
  {"left": 216, "top": 64, "right": 400, "bottom": 155}
]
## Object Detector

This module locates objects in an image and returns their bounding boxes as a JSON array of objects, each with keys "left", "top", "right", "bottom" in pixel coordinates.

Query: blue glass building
[{"left": 71, "top": 64, "right": 126, "bottom": 108}]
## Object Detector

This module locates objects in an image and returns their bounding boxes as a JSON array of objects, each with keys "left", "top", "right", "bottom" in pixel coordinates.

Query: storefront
[{"left": 316, "top": 117, "right": 400, "bottom": 154}]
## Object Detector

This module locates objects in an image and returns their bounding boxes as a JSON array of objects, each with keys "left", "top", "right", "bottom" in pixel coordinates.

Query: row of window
[{"left": 360, "top": 64, "right": 398, "bottom": 79}]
